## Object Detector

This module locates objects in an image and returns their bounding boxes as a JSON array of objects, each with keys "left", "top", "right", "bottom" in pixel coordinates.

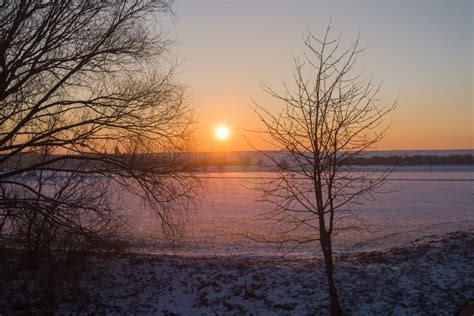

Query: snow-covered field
[
  {"left": 1, "top": 232, "right": 472, "bottom": 314},
  {"left": 1, "top": 167, "right": 473, "bottom": 314},
  {"left": 125, "top": 167, "right": 474, "bottom": 258}
]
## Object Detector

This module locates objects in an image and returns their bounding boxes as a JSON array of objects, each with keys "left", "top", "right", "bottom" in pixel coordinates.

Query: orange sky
[{"left": 174, "top": 0, "right": 473, "bottom": 152}]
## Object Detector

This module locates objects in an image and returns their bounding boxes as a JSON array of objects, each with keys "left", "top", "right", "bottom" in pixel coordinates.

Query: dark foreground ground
[{"left": 0, "top": 232, "right": 473, "bottom": 315}]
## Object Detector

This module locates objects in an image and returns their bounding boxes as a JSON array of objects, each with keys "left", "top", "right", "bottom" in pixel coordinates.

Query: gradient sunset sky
[{"left": 172, "top": 0, "right": 473, "bottom": 152}]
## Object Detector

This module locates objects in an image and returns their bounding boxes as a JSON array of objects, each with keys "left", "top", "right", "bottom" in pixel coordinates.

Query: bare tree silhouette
[
  {"left": 253, "top": 23, "right": 397, "bottom": 315},
  {"left": 0, "top": 0, "right": 196, "bottom": 259}
]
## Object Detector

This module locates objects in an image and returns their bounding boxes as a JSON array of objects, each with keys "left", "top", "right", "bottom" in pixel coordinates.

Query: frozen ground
[
  {"left": 124, "top": 167, "right": 474, "bottom": 257},
  {"left": 0, "top": 231, "right": 472, "bottom": 314},
  {"left": 2, "top": 167, "right": 471, "bottom": 314}
]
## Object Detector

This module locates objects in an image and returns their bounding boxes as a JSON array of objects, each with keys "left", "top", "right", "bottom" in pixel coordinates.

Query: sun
[{"left": 215, "top": 125, "right": 229, "bottom": 140}]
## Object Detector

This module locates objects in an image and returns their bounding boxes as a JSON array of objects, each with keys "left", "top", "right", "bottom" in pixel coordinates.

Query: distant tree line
[
  {"left": 9, "top": 153, "right": 468, "bottom": 176},
  {"left": 180, "top": 153, "right": 473, "bottom": 171},
  {"left": 345, "top": 154, "right": 473, "bottom": 166}
]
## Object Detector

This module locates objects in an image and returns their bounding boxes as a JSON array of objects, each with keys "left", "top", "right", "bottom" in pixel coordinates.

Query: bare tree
[
  {"left": 0, "top": 0, "right": 196, "bottom": 258},
  {"left": 253, "top": 23, "right": 397, "bottom": 315}
]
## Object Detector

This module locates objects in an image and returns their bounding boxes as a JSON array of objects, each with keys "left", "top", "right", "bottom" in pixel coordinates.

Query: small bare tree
[
  {"left": 0, "top": 0, "right": 197, "bottom": 259},
  {"left": 253, "top": 23, "right": 396, "bottom": 315}
]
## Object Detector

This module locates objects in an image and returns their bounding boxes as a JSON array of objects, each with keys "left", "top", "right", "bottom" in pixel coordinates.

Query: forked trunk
[{"left": 320, "top": 234, "right": 342, "bottom": 316}]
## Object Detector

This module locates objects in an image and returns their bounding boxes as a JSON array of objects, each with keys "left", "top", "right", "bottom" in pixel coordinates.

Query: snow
[
  {"left": 123, "top": 169, "right": 474, "bottom": 258},
  {"left": 1, "top": 232, "right": 472, "bottom": 314},
  {"left": 1, "top": 168, "right": 472, "bottom": 314}
]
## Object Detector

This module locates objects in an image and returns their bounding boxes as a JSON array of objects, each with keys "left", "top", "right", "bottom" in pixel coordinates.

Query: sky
[{"left": 171, "top": 0, "right": 473, "bottom": 152}]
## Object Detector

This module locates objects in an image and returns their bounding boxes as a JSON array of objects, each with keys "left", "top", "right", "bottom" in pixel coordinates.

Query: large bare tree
[
  {"left": 0, "top": 0, "right": 196, "bottom": 258},
  {"left": 253, "top": 23, "right": 397, "bottom": 315}
]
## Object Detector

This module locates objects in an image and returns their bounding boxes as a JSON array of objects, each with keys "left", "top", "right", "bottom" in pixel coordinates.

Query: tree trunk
[{"left": 320, "top": 234, "right": 342, "bottom": 316}]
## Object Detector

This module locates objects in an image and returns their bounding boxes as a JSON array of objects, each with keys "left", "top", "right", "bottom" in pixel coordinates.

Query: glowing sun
[{"left": 215, "top": 125, "right": 229, "bottom": 140}]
